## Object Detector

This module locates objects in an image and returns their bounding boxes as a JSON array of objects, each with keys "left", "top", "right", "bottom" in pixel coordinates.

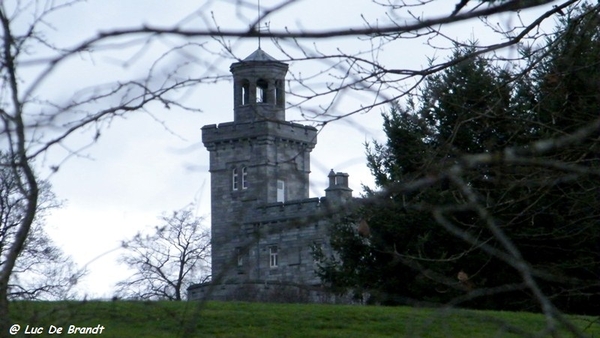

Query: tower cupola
[{"left": 230, "top": 49, "right": 288, "bottom": 122}]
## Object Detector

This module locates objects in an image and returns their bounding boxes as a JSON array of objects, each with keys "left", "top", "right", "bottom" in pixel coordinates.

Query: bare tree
[
  {"left": 115, "top": 208, "right": 210, "bottom": 301},
  {"left": 7, "top": 223, "right": 85, "bottom": 300},
  {"left": 0, "top": 155, "right": 85, "bottom": 300},
  {"left": 0, "top": 0, "right": 199, "bottom": 331}
]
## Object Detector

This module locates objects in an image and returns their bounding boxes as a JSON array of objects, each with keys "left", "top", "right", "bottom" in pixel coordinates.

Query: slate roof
[{"left": 243, "top": 48, "right": 279, "bottom": 62}]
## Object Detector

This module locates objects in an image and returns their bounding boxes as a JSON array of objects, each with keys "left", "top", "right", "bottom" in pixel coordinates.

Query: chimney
[{"left": 325, "top": 169, "right": 352, "bottom": 203}]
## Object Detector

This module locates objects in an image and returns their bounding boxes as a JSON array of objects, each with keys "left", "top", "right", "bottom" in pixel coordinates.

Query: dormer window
[{"left": 256, "top": 79, "right": 268, "bottom": 103}]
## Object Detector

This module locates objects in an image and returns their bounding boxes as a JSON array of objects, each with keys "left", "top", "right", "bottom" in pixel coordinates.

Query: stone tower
[{"left": 201, "top": 49, "right": 318, "bottom": 284}]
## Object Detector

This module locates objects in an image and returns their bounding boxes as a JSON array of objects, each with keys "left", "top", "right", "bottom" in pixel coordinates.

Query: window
[
  {"left": 277, "top": 180, "right": 284, "bottom": 203},
  {"left": 269, "top": 246, "right": 278, "bottom": 268},
  {"left": 289, "top": 247, "right": 301, "bottom": 265},
  {"left": 241, "top": 80, "right": 250, "bottom": 105},
  {"left": 256, "top": 79, "right": 268, "bottom": 103},
  {"left": 236, "top": 248, "right": 244, "bottom": 267},
  {"left": 242, "top": 166, "right": 248, "bottom": 189},
  {"left": 232, "top": 168, "right": 238, "bottom": 191}
]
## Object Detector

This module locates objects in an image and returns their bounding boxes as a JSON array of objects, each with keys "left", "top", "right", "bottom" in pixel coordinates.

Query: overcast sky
[{"left": 5, "top": 0, "right": 558, "bottom": 298}]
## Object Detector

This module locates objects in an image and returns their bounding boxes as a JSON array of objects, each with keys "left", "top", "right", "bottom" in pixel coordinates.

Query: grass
[{"left": 8, "top": 300, "right": 600, "bottom": 337}]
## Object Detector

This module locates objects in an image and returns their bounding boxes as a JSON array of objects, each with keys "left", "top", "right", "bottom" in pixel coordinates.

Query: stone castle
[{"left": 187, "top": 49, "right": 352, "bottom": 302}]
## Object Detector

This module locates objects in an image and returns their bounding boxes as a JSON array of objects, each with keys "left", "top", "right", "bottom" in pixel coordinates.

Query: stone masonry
[{"left": 188, "top": 49, "right": 352, "bottom": 302}]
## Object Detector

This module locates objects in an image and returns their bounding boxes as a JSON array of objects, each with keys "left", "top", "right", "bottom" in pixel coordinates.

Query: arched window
[
  {"left": 232, "top": 168, "right": 238, "bottom": 191},
  {"left": 242, "top": 166, "right": 248, "bottom": 189},
  {"left": 241, "top": 80, "right": 250, "bottom": 105},
  {"left": 256, "top": 79, "right": 268, "bottom": 103}
]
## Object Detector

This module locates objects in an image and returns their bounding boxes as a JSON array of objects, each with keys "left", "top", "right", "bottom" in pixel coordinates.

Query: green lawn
[{"left": 8, "top": 301, "right": 600, "bottom": 337}]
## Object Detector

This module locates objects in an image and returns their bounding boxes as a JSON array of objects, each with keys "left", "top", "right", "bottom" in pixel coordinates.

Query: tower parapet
[{"left": 202, "top": 120, "right": 317, "bottom": 150}]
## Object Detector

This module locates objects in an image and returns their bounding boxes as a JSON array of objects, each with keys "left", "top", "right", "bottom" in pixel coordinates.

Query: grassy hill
[{"left": 8, "top": 300, "right": 600, "bottom": 337}]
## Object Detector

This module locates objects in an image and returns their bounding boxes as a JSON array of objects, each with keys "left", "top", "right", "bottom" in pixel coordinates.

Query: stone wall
[
  {"left": 221, "top": 197, "right": 335, "bottom": 285},
  {"left": 188, "top": 281, "right": 350, "bottom": 304},
  {"left": 187, "top": 194, "right": 356, "bottom": 302}
]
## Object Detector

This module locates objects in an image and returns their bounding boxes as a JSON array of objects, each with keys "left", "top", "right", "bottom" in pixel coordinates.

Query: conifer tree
[{"left": 316, "top": 6, "right": 600, "bottom": 314}]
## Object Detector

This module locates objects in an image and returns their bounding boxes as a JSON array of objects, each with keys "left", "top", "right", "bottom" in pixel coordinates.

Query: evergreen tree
[
  {"left": 317, "top": 49, "right": 515, "bottom": 306},
  {"left": 316, "top": 5, "right": 600, "bottom": 314},
  {"left": 509, "top": 4, "right": 600, "bottom": 313}
]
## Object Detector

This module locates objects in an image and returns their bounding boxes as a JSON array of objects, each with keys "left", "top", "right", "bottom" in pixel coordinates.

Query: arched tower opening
[
  {"left": 256, "top": 78, "right": 268, "bottom": 103},
  {"left": 231, "top": 49, "right": 288, "bottom": 122},
  {"left": 241, "top": 80, "right": 250, "bottom": 105}
]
